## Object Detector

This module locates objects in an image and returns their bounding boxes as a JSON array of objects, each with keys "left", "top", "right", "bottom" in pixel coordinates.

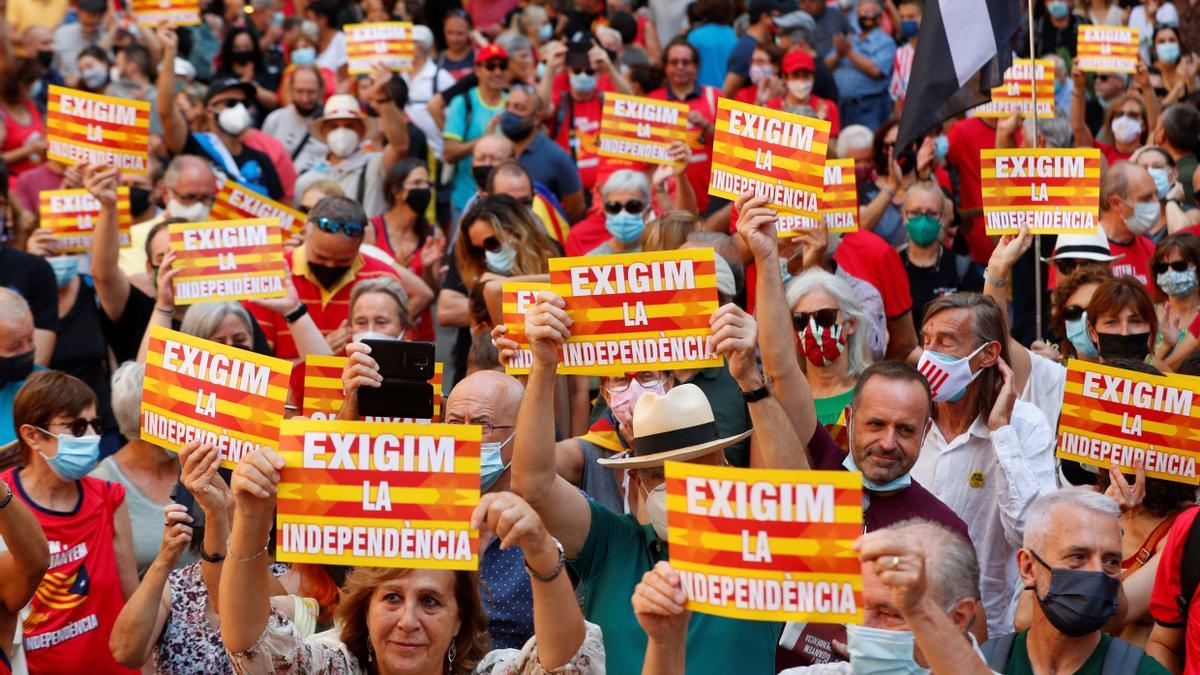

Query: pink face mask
[{"left": 608, "top": 377, "right": 668, "bottom": 433}]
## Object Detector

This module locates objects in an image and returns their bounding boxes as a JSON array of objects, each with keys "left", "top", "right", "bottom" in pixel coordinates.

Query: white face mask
[
  {"left": 916, "top": 341, "right": 990, "bottom": 403},
  {"left": 217, "top": 102, "right": 253, "bottom": 136},
  {"left": 787, "top": 79, "right": 813, "bottom": 100},
  {"left": 1111, "top": 115, "right": 1142, "bottom": 144},
  {"left": 351, "top": 330, "right": 398, "bottom": 343},
  {"left": 166, "top": 199, "right": 210, "bottom": 222},
  {"left": 639, "top": 480, "right": 669, "bottom": 539},
  {"left": 326, "top": 127, "right": 361, "bottom": 158},
  {"left": 1124, "top": 199, "right": 1160, "bottom": 235}
]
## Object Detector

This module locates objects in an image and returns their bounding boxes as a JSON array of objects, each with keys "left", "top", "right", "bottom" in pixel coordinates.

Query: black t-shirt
[
  {"left": 183, "top": 133, "right": 285, "bottom": 201},
  {"left": 901, "top": 246, "right": 984, "bottom": 330},
  {"left": 0, "top": 247, "right": 60, "bottom": 333},
  {"left": 407, "top": 120, "right": 429, "bottom": 163},
  {"left": 441, "top": 72, "right": 479, "bottom": 107},
  {"left": 442, "top": 254, "right": 472, "bottom": 389},
  {"left": 51, "top": 277, "right": 116, "bottom": 433}
]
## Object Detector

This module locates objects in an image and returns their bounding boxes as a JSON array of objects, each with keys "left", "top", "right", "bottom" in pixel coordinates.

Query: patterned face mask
[{"left": 798, "top": 321, "right": 847, "bottom": 367}]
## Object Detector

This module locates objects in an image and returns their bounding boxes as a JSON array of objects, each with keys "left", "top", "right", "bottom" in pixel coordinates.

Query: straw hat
[
  {"left": 596, "top": 383, "right": 753, "bottom": 469},
  {"left": 1041, "top": 229, "right": 1123, "bottom": 263},
  {"left": 309, "top": 94, "right": 367, "bottom": 144}
]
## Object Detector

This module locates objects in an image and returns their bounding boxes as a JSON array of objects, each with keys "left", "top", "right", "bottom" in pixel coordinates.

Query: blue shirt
[
  {"left": 479, "top": 536, "right": 534, "bottom": 650},
  {"left": 832, "top": 28, "right": 896, "bottom": 100},
  {"left": 687, "top": 24, "right": 739, "bottom": 88},
  {"left": 518, "top": 134, "right": 583, "bottom": 205},
  {"left": 0, "top": 377, "right": 25, "bottom": 447},
  {"left": 726, "top": 34, "right": 758, "bottom": 80},
  {"left": 443, "top": 87, "right": 507, "bottom": 210}
]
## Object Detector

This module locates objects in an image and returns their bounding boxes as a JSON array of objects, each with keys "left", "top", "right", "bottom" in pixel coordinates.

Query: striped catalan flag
[
  {"left": 975, "top": 59, "right": 1054, "bottom": 119},
  {"left": 211, "top": 178, "right": 307, "bottom": 236},
  {"left": 821, "top": 158, "right": 859, "bottom": 234},
  {"left": 346, "top": 22, "right": 415, "bottom": 75},
  {"left": 302, "top": 355, "right": 444, "bottom": 421},
  {"left": 596, "top": 92, "right": 690, "bottom": 167},
  {"left": 1077, "top": 26, "right": 1139, "bottom": 74},
  {"left": 38, "top": 187, "right": 131, "bottom": 253},
  {"left": 47, "top": 86, "right": 151, "bottom": 175},
  {"left": 981, "top": 148, "right": 1101, "bottom": 235},
  {"left": 130, "top": 0, "right": 199, "bottom": 27}
]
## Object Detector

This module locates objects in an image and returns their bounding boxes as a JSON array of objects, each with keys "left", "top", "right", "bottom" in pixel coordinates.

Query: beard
[{"left": 853, "top": 443, "right": 913, "bottom": 485}]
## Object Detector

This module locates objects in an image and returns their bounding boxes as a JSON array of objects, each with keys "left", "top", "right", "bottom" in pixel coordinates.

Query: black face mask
[
  {"left": 472, "top": 165, "right": 493, "bottom": 191},
  {"left": 294, "top": 102, "right": 320, "bottom": 117},
  {"left": 405, "top": 188, "right": 432, "bottom": 214},
  {"left": 37, "top": 50, "right": 54, "bottom": 68},
  {"left": 129, "top": 186, "right": 152, "bottom": 217},
  {"left": 0, "top": 349, "right": 34, "bottom": 383},
  {"left": 231, "top": 50, "right": 256, "bottom": 65},
  {"left": 1025, "top": 549, "right": 1119, "bottom": 637},
  {"left": 1096, "top": 331, "right": 1151, "bottom": 362},
  {"left": 307, "top": 261, "right": 351, "bottom": 289}
]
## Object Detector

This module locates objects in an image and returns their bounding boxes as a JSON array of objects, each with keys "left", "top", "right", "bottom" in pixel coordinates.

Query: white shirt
[
  {"left": 1020, "top": 350, "right": 1066, "bottom": 430},
  {"left": 403, "top": 59, "right": 456, "bottom": 160},
  {"left": 910, "top": 399, "right": 1057, "bottom": 638},
  {"left": 1129, "top": 3, "right": 1179, "bottom": 63},
  {"left": 262, "top": 105, "right": 328, "bottom": 175},
  {"left": 295, "top": 151, "right": 386, "bottom": 218},
  {"left": 316, "top": 31, "right": 348, "bottom": 72}
]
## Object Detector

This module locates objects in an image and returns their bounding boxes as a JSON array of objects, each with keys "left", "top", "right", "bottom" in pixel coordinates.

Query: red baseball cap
[
  {"left": 782, "top": 49, "right": 815, "bottom": 75},
  {"left": 475, "top": 43, "right": 509, "bottom": 65}
]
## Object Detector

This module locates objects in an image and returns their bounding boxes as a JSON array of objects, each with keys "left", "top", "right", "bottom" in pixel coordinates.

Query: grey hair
[
  {"left": 0, "top": 287, "right": 31, "bottom": 326},
  {"left": 1100, "top": 160, "right": 1137, "bottom": 211},
  {"left": 411, "top": 25, "right": 434, "bottom": 54},
  {"left": 508, "top": 81, "right": 542, "bottom": 114},
  {"left": 1025, "top": 108, "right": 1074, "bottom": 149},
  {"left": 889, "top": 519, "right": 981, "bottom": 606},
  {"left": 1023, "top": 487, "right": 1120, "bottom": 550},
  {"left": 163, "top": 154, "right": 214, "bottom": 188},
  {"left": 784, "top": 268, "right": 873, "bottom": 378},
  {"left": 783, "top": 25, "right": 814, "bottom": 49},
  {"left": 110, "top": 360, "right": 145, "bottom": 439},
  {"left": 836, "top": 125, "right": 874, "bottom": 158},
  {"left": 349, "top": 276, "right": 413, "bottom": 334},
  {"left": 600, "top": 169, "right": 651, "bottom": 204},
  {"left": 179, "top": 301, "right": 254, "bottom": 341},
  {"left": 496, "top": 32, "right": 532, "bottom": 57}
]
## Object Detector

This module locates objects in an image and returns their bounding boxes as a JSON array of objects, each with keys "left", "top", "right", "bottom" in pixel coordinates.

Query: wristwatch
[
  {"left": 200, "top": 547, "right": 226, "bottom": 563},
  {"left": 741, "top": 384, "right": 771, "bottom": 403},
  {"left": 285, "top": 303, "right": 308, "bottom": 324},
  {"left": 525, "top": 537, "right": 565, "bottom": 582}
]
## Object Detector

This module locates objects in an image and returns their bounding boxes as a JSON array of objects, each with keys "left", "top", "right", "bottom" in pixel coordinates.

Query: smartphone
[
  {"left": 358, "top": 379, "right": 435, "bottom": 420},
  {"left": 894, "top": 146, "right": 918, "bottom": 175},
  {"left": 363, "top": 339, "right": 436, "bottom": 380},
  {"left": 171, "top": 480, "right": 206, "bottom": 529}
]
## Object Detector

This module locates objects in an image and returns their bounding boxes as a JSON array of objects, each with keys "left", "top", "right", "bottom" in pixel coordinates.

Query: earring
[
  {"left": 367, "top": 642, "right": 374, "bottom": 663},
  {"left": 447, "top": 640, "right": 457, "bottom": 664}
]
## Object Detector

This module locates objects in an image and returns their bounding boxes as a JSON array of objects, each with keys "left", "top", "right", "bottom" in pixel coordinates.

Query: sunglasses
[
  {"left": 481, "top": 59, "right": 508, "bottom": 71},
  {"left": 44, "top": 418, "right": 104, "bottom": 437},
  {"left": 1153, "top": 260, "right": 1192, "bottom": 275},
  {"left": 210, "top": 98, "right": 248, "bottom": 110},
  {"left": 1062, "top": 305, "right": 1086, "bottom": 322},
  {"left": 1055, "top": 258, "right": 1083, "bottom": 276},
  {"left": 480, "top": 235, "right": 504, "bottom": 253},
  {"left": 570, "top": 66, "right": 596, "bottom": 76},
  {"left": 314, "top": 216, "right": 365, "bottom": 238},
  {"left": 792, "top": 308, "right": 839, "bottom": 331},
  {"left": 604, "top": 199, "right": 646, "bottom": 216}
]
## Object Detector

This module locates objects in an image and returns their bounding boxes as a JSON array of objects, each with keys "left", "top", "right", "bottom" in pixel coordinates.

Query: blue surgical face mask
[
  {"left": 570, "top": 69, "right": 597, "bottom": 95},
  {"left": 605, "top": 211, "right": 646, "bottom": 244},
  {"left": 1066, "top": 312, "right": 1099, "bottom": 358},
  {"left": 539, "top": 22, "right": 553, "bottom": 42},
  {"left": 846, "top": 624, "right": 929, "bottom": 675},
  {"left": 1158, "top": 268, "right": 1198, "bottom": 298},
  {"left": 843, "top": 448, "right": 913, "bottom": 493},
  {"left": 47, "top": 255, "right": 78, "bottom": 288},
  {"left": 38, "top": 429, "right": 101, "bottom": 481},
  {"left": 1156, "top": 42, "right": 1181, "bottom": 65},
  {"left": 292, "top": 46, "right": 317, "bottom": 66},
  {"left": 933, "top": 134, "right": 948, "bottom": 160},
  {"left": 899, "top": 19, "right": 919, "bottom": 39},
  {"left": 1046, "top": 0, "right": 1070, "bottom": 19},
  {"left": 480, "top": 432, "right": 514, "bottom": 491},
  {"left": 485, "top": 245, "right": 516, "bottom": 275},
  {"left": 1147, "top": 166, "right": 1172, "bottom": 199}
]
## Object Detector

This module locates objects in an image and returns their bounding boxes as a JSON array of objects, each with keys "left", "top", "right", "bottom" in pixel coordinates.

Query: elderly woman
[
  {"left": 348, "top": 276, "right": 413, "bottom": 342},
  {"left": 220, "top": 447, "right": 604, "bottom": 675},
  {"left": 92, "top": 362, "right": 197, "bottom": 575},
  {"left": 1149, "top": 233, "right": 1200, "bottom": 371},
  {"left": 2, "top": 371, "right": 137, "bottom": 673},
  {"left": 786, "top": 268, "right": 873, "bottom": 425},
  {"left": 591, "top": 155, "right": 695, "bottom": 257}
]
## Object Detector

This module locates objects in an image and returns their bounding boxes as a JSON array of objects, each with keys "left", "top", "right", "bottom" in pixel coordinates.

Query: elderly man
[
  {"left": 1097, "top": 161, "right": 1160, "bottom": 286},
  {"left": 0, "top": 289, "right": 38, "bottom": 450},
  {"left": 981, "top": 489, "right": 1169, "bottom": 673},
  {"left": 900, "top": 182, "right": 983, "bottom": 330},
  {"left": 499, "top": 83, "right": 585, "bottom": 223},
  {"left": 262, "top": 65, "right": 329, "bottom": 174},
  {"left": 402, "top": 25, "right": 456, "bottom": 162},
  {"left": 119, "top": 155, "right": 218, "bottom": 277}
]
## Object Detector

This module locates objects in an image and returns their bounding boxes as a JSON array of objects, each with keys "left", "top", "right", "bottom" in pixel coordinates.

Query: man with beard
[{"left": 262, "top": 65, "right": 329, "bottom": 174}]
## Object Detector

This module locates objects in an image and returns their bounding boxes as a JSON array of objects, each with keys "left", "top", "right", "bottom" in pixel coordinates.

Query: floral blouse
[{"left": 227, "top": 609, "right": 606, "bottom": 675}]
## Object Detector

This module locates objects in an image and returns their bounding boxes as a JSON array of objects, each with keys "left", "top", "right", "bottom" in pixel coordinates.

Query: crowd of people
[{"left": 0, "top": 0, "right": 1198, "bottom": 673}]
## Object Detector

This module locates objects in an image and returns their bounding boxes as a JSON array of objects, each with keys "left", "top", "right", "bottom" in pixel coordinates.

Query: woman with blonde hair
[{"left": 455, "top": 194, "right": 555, "bottom": 291}]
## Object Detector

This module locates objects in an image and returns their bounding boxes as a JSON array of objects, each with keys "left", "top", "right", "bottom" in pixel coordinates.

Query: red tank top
[
  {"left": 369, "top": 215, "right": 435, "bottom": 342},
  {"left": 1, "top": 470, "right": 137, "bottom": 675},
  {"left": 1, "top": 100, "right": 43, "bottom": 179}
]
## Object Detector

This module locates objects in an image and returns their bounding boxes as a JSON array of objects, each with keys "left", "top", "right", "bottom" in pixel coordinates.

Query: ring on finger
[{"left": 890, "top": 555, "right": 900, "bottom": 569}]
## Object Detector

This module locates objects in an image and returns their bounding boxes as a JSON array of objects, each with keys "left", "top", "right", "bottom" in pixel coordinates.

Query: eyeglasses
[
  {"left": 481, "top": 59, "right": 508, "bottom": 71},
  {"left": 792, "top": 308, "right": 840, "bottom": 331},
  {"left": 43, "top": 418, "right": 104, "bottom": 437},
  {"left": 210, "top": 97, "right": 247, "bottom": 110},
  {"left": 604, "top": 372, "right": 666, "bottom": 393},
  {"left": 1153, "top": 260, "right": 1192, "bottom": 275},
  {"left": 1095, "top": 73, "right": 1118, "bottom": 81},
  {"left": 1055, "top": 258, "right": 1085, "bottom": 276},
  {"left": 171, "top": 189, "right": 214, "bottom": 206},
  {"left": 666, "top": 59, "right": 694, "bottom": 66},
  {"left": 445, "top": 418, "right": 514, "bottom": 436},
  {"left": 905, "top": 209, "right": 942, "bottom": 219},
  {"left": 1061, "top": 305, "right": 1086, "bottom": 322},
  {"left": 313, "top": 216, "right": 365, "bottom": 238},
  {"left": 570, "top": 66, "right": 596, "bottom": 76},
  {"left": 604, "top": 199, "right": 646, "bottom": 216}
]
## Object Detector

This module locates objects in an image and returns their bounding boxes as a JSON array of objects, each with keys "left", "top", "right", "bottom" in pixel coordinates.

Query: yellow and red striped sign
[
  {"left": 211, "top": 177, "right": 307, "bottom": 237},
  {"left": 168, "top": 218, "right": 287, "bottom": 304},
  {"left": 346, "top": 22, "right": 415, "bottom": 75},
  {"left": 141, "top": 324, "right": 293, "bottom": 468},
  {"left": 501, "top": 282, "right": 551, "bottom": 375},
  {"left": 548, "top": 249, "right": 722, "bottom": 375},
  {"left": 1077, "top": 26, "right": 1139, "bottom": 74},
  {"left": 821, "top": 158, "right": 859, "bottom": 235},
  {"left": 47, "top": 86, "right": 150, "bottom": 175},
  {"left": 275, "top": 419, "right": 481, "bottom": 569},
  {"left": 709, "top": 98, "right": 830, "bottom": 230},
  {"left": 982, "top": 148, "right": 1101, "bottom": 234},
  {"left": 974, "top": 59, "right": 1054, "bottom": 119},
  {"left": 38, "top": 187, "right": 131, "bottom": 253},
  {"left": 302, "top": 355, "right": 444, "bottom": 422},
  {"left": 596, "top": 92, "right": 690, "bottom": 166},
  {"left": 665, "top": 461, "right": 863, "bottom": 622},
  {"left": 1057, "top": 359, "right": 1200, "bottom": 485},
  {"left": 130, "top": 0, "right": 200, "bottom": 26}
]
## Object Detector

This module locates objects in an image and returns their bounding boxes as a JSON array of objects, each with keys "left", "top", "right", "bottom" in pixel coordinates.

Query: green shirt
[
  {"left": 814, "top": 389, "right": 854, "bottom": 426},
  {"left": 1004, "top": 630, "right": 1170, "bottom": 675},
  {"left": 569, "top": 500, "right": 781, "bottom": 675}
]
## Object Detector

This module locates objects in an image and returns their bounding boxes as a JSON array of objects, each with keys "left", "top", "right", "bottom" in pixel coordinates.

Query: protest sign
[
  {"left": 141, "top": 324, "right": 293, "bottom": 468},
  {"left": 548, "top": 249, "right": 722, "bottom": 374},
  {"left": 211, "top": 177, "right": 307, "bottom": 236},
  {"left": 46, "top": 86, "right": 150, "bottom": 175},
  {"left": 275, "top": 418, "right": 481, "bottom": 569},
  {"left": 38, "top": 187, "right": 131, "bottom": 253},
  {"left": 1057, "top": 359, "right": 1200, "bottom": 485},
  {"left": 596, "top": 92, "right": 690, "bottom": 166},
  {"left": 974, "top": 59, "right": 1054, "bottom": 119},
  {"left": 981, "top": 148, "right": 1101, "bottom": 235},
  {"left": 708, "top": 98, "right": 830, "bottom": 236},
  {"left": 168, "top": 218, "right": 287, "bottom": 304},
  {"left": 130, "top": 0, "right": 200, "bottom": 26},
  {"left": 821, "top": 158, "right": 859, "bottom": 234},
  {"left": 345, "top": 22, "right": 415, "bottom": 75},
  {"left": 665, "top": 461, "right": 863, "bottom": 622},
  {"left": 501, "top": 282, "right": 551, "bottom": 375},
  {"left": 303, "top": 355, "right": 444, "bottom": 422},
  {"left": 1077, "top": 26, "right": 1139, "bottom": 73}
]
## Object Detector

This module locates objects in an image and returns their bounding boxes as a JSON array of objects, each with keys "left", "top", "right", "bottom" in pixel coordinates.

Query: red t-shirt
[
  {"left": 550, "top": 74, "right": 615, "bottom": 192},
  {"left": 647, "top": 84, "right": 719, "bottom": 213},
  {"left": 1150, "top": 505, "right": 1200, "bottom": 675},
  {"left": 946, "top": 117, "right": 998, "bottom": 264},
  {"left": 1109, "top": 235, "right": 1156, "bottom": 288},
  {"left": 366, "top": 216, "right": 436, "bottom": 343},
  {"left": 765, "top": 95, "right": 841, "bottom": 136},
  {"left": 833, "top": 230, "right": 913, "bottom": 320},
  {"left": 1095, "top": 141, "right": 1133, "bottom": 166},
  {"left": 1, "top": 470, "right": 136, "bottom": 675}
]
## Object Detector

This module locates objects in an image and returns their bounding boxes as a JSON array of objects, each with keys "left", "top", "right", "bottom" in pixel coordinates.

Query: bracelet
[
  {"left": 984, "top": 270, "right": 1008, "bottom": 288},
  {"left": 0, "top": 485, "right": 12, "bottom": 509},
  {"left": 525, "top": 537, "right": 565, "bottom": 582},
  {"left": 284, "top": 303, "right": 308, "bottom": 323},
  {"left": 200, "top": 546, "right": 226, "bottom": 563},
  {"left": 740, "top": 383, "right": 771, "bottom": 403},
  {"left": 155, "top": 305, "right": 174, "bottom": 315},
  {"left": 225, "top": 536, "right": 268, "bottom": 563}
]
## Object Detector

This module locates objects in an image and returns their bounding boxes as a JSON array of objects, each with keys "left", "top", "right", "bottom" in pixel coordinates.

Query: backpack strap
[
  {"left": 1100, "top": 637, "right": 1148, "bottom": 675},
  {"left": 979, "top": 632, "right": 1017, "bottom": 671},
  {"left": 356, "top": 163, "right": 369, "bottom": 205},
  {"left": 290, "top": 131, "right": 311, "bottom": 161}
]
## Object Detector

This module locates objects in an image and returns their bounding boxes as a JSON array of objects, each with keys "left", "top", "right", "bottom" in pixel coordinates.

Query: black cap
[
  {"left": 749, "top": 0, "right": 791, "bottom": 16},
  {"left": 204, "top": 76, "right": 257, "bottom": 104},
  {"left": 79, "top": 0, "right": 107, "bottom": 14}
]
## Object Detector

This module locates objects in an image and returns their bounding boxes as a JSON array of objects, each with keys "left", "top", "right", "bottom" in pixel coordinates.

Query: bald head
[
  {"left": 0, "top": 288, "right": 34, "bottom": 358},
  {"left": 1100, "top": 161, "right": 1155, "bottom": 214},
  {"left": 473, "top": 134, "right": 516, "bottom": 167},
  {"left": 446, "top": 369, "right": 523, "bottom": 435},
  {"left": 22, "top": 25, "right": 52, "bottom": 54},
  {"left": 164, "top": 155, "right": 217, "bottom": 192}
]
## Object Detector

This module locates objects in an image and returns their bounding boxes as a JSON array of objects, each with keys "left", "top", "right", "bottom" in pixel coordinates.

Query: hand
[
  {"left": 1105, "top": 462, "right": 1146, "bottom": 513},
  {"left": 997, "top": 113, "right": 1023, "bottom": 142},
  {"left": 543, "top": 41, "right": 567, "bottom": 74},
  {"left": 250, "top": 272, "right": 302, "bottom": 315},
  {"left": 82, "top": 162, "right": 120, "bottom": 208},
  {"left": 419, "top": 231, "right": 447, "bottom": 271},
  {"left": 155, "top": 248, "right": 181, "bottom": 310},
  {"left": 178, "top": 440, "right": 233, "bottom": 516},
  {"left": 21, "top": 137, "right": 46, "bottom": 158},
  {"left": 854, "top": 529, "right": 928, "bottom": 617},
  {"left": 1166, "top": 180, "right": 1185, "bottom": 202},
  {"left": 1029, "top": 340, "right": 1062, "bottom": 362},
  {"left": 25, "top": 228, "right": 61, "bottom": 258},
  {"left": 524, "top": 290, "right": 571, "bottom": 366},
  {"left": 485, "top": 113, "right": 501, "bottom": 135},
  {"left": 491, "top": 323, "right": 521, "bottom": 365},
  {"left": 734, "top": 192, "right": 780, "bottom": 263},
  {"left": 633, "top": 561, "right": 691, "bottom": 642},
  {"left": 1179, "top": 54, "right": 1198, "bottom": 82},
  {"left": 1071, "top": 58, "right": 1086, "bottom": 92},
  {"left": 710, "top": 304, "right": 760, "bottom": 389},
  {"left": 686, "top": 110, "right": 713, "bottom": 136},
  {"left": 666, "top": 140, "right": 690, "bottom": 176},
  {"left": 916, "top": 135, "right": 935, "bottom": 175},
  {"left": 796, "top": 220, "right": 829, "bottom": 270},
  {"left": 230, "top": 446, "right": 285, "bottom": 515},
  {"left": 588, "top": 41, "right": 612, "bottom": 71},
  {"left": 283, "top": 232, "right": 304, "bottom": 255},
  {"left": 156, "top": 24, "right": 179, "bottom": 56},
  {"left": 471, "top": 492, "right": 557, "bottom": 570},
  {"left": 362, "top": 63, "right": 395, "bottom": 104},
  {"left": 986, "top": 224, "right": 1031, "bottom": 279},
  {"left": 325, "top": 319, "right": 351, "bottom": 355},
  {"left": 1134, "top": 60, "right": 1151, "bottom": 90},
  {"left": 341, "top": 341, "right": 382, "bottom": 409},
  {"left": 159, "top": 504, "right": 194, "bottom": 567},
  {"left": 61, "top": 163, "right": 83, "bottom": 189},
  {"left": 833, "top": 34, "right": 852, "bottom": 56},
  {"left": 986, "top": 358, "right": 1016, "bottom": 431},
  {"left": 651, "top": 163, "right": 674, "bottom": 193}
]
